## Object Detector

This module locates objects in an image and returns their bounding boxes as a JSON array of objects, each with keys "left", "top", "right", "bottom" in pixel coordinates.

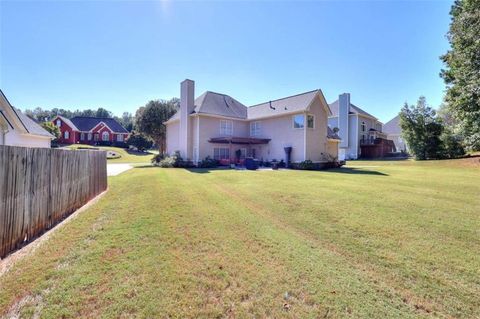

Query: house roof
[
  {"left": 16, "top": 111, "right": 54, "bottom": 138},
  {"left": 194, "top": 91, "right": 248, "bottom": 119},
  {"left": 0, "top": 89, "right": 53, "bottom": 138},
  {"left": 247, "top": 90, "right": 325, "bottom": 120},
  {"left": 328, "top": 99, "right": 378, "bottom": 120},
  {"left": 70, "top": 117, "right": 129, "bottom": 133},
  {"left": 166, "top": 89, "right": 330, "bottom": 122},
  {"left": 383, "top": 114, "right": 401, "bottom": 135},
  {"left": 56, "top": 115, "right": 79, "bottom": 131}
]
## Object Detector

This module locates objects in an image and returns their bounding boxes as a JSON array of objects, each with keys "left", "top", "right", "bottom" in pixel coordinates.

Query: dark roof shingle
[{"left": 70, "top": 117, "right": 129, "bottom": 133}]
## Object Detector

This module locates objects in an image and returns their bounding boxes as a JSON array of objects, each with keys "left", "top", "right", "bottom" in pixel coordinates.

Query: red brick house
[{"left": 52, "top": 116, "right": 130, "bottom": 145}]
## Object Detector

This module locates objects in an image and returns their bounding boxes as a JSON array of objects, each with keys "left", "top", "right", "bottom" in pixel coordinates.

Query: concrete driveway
[{"left": 107, "top": 164, "right": 133, "bottom": 176}]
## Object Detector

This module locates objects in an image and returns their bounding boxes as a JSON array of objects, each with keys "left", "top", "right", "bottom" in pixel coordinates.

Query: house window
[
  {"left": 293, "top": 114, "right": 304, "bottom": 129},
  {"left": 88, "top": 133, "right": 92, "bottom": 140},
  {"left": 361, "top": 121, "right": 366, "bottom": 132},
  {"left": 80, "top": 133, "right": 85, "bottom": 140},
  {"left": 64, "top": 131, "right": 69, "bottom": 139},
  {"left": 307, "top": 114, "right": 315, "bottom": 129},
  {"left": 102, "top": 131, "right": 109, "bottom": 141},
  {"left": 56, "top": 119, "right": 61, "bottom": 127},
  {"left": 214, "top": 148, "right": 230, "bottom": 160},
  {"left": 220, "top": 120, "right": 233, "bottom": 136},
  {"left": 94, "top": 133, "right": 99, "bottom": 141},
  {"left": 117, "top": 134, "right": 123, "bottom": 142},
  {"left": 250, "top": 121, "right": 261, "bottom": 136}
]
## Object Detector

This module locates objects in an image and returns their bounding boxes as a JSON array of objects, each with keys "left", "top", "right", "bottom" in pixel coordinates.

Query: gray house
[{"left": 383, "top": 115, "right": 407, "bottom": 152}]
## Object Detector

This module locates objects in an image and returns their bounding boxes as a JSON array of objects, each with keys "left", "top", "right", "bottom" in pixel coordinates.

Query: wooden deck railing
[{"left": 0, "top": 145, "right": 107, "bottom": 258}]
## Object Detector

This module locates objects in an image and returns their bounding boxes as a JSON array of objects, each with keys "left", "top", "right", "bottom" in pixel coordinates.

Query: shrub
[
  {"left": 152, "top": 151, "right": 194, "bottom": 168},
  {"left": 198, "top": 156, "right": 219, "bottom": 168},
  {"left": 127, "top": 132, "right": 153, "bottom": 151},
  {"left": 296, "top": 160, "right": 316, "bottom": 170}
]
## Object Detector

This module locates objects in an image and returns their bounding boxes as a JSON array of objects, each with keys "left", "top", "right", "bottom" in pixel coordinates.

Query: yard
[
  {"left": 0, "top": 159, "right": 479, "bottom": 318},
  {"left": 66, "top": 144, "right": 155, "bottom": 163}
]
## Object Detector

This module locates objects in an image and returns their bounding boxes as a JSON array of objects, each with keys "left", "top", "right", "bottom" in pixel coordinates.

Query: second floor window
[
  {"left": 361, "top": 121, "right": 366, "bottom": 132},
  {"left": 293, "top": 114, "right": 304, "bottom": 129},
  {"left": 307, "top": 114, "right": 315, "bottom": 129},
  {"left": 56, "top": 119, "right": 61, "bottom": 127},
  {"left": 250, "top": 121, "right": 261, "bottom": 136},
  {"left": 220, "top": 120, "right": 233, "bottom": 135}
]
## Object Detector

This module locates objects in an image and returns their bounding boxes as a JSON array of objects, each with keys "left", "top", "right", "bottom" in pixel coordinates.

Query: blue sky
[{"left": 1, "top": 0, "right": 452, "bottom": 122}]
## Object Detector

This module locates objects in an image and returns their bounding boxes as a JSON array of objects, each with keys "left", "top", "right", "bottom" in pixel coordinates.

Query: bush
[
  {"left": 127, "top": 132, "right": 153, "bottom": 151},
  {"left": 152, "top": 151, "right": 194, "bottom": 168},
  {"left": 441, "top": 131, "right": 465, "bottom": 159},
  {"left": 198, "top": 156, "right": 219, "bottom": 168},
  {"left": 296, "top": 160, "right": 316, "bottom": 170}
]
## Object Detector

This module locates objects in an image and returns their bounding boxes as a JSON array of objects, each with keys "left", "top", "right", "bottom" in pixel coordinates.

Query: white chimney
[
  {"left": 179, "top": 79, "right": 195, "bottom": 159},
  {"left": 338, "top": 93, "right": 350, "bottom": 149}
]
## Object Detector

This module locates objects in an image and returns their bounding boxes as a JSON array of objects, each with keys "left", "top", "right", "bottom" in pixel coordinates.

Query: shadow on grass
[
  {"left": 126, "top": 150, "right": 154, "bottom": 156},
  {"left": 325, "top": 167, "right": 389, "bottom": 176}
]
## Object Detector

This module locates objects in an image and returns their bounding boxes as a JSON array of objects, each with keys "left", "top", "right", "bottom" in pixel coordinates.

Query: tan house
[{"left": 165, "top": 79, "right": 340, "bottom": 166}]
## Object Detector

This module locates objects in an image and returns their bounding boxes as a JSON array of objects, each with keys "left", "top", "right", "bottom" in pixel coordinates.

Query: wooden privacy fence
[{"left": 0, "top": 145, "right": 107, "bottom": 258}]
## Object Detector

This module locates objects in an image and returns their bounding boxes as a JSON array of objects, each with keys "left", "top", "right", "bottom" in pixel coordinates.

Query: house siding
[
  {"left": 253, "top": 114, "right": 305, "bottom": 163},
  {"left": 305, "top": 96, "right": 329, "bottom": 162}
]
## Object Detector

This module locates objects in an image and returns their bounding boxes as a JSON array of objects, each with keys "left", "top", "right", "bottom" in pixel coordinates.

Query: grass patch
[
  {"left": 0, "top": 159, "right": 478, "bottom": 318},
  {"left": 67, "top": 144, "right": 155, "bottom": 163}
]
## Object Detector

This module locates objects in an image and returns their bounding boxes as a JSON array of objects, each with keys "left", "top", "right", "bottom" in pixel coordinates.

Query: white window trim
[
  {"left": 250, "top": 121, "right": 261, "bottom": 136},
  {"left": 116, "top": 134, "right": 123, "bottom": 142},
  {"left": 213, "top": 147, "right": 230, "bottom": 160},
  {"left": 292, "top": 114, "right": 305, "bottom": 129},
  {"left": 80, "top": 132, "right": 85, "bottom": 140},
  {"left": 64, "top": 131, "right": 69, "bottom": 139},
  {"left": 306, "top": 114, "right": 315, "bottom": 129},
  {"left": 102, "top": 131, "right": 110, "bottom": 141},
  {"left": 88, "top": 133, "right": 92, "bottom": 140},
  {"left": 220, "top": 120, "right": 233, "bottom": 136},
  {"left": 56, "top": 119, "right": 61, "bottom": 127}
]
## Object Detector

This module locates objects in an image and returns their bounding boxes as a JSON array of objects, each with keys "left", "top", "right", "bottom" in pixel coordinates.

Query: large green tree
[
  {"left": 440, "top": 0, "right": 480, "bottom": 150},
  {"left": 40, "top": 122, "right": 61, "bottom": 144},
  {"left": 135, "top": 98, "right": 178, "bottom": 154},
  {"left": 400, "top": 97, "right": 444, "bottom": 160}
]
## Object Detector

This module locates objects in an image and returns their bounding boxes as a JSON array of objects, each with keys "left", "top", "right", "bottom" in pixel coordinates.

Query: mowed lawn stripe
[
  {"left": 194, "top": 166, "right": 479, "bottom": 317},
  {"left": 166, "top": 169, "right": 415, "bottom": 318},
  {"left": 0, "top": 160, "right": 478, "bottom": 318}
]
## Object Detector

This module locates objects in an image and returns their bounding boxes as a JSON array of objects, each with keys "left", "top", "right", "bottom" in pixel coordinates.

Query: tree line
[
  {"left": 399, "top": 0, "right": 479, "bottom": 160},
  {"left": 28, "top": 99, "right": 179, "bottom": 153}
]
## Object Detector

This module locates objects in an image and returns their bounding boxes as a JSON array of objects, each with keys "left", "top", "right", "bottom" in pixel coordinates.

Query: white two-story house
[{"left": 328, "top": 93, "right": 390, "bottom": 160}]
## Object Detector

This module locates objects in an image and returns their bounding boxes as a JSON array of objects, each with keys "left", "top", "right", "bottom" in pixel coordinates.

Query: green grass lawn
[
  {"left": 0, "top": 159, "right": 479, "bottom": 318},
  {"left": 67, "top": 144, "right": 155, "bottom": 163}
]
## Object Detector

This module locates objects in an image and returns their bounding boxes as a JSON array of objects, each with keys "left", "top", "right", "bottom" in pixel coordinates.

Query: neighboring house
[
  {"left": 52, "top": 116, "right": 130, "bottom": 145},
  {"left": 0, "top": 90, "right": 53, "bottom": 148},
  {"left": 383, "top": 115, "right": 407, "bottom": 152},
  {"left": 328, "top": 93, "right": 394, "bottom": 160},
  {"left": 165, "top": 79, "right": 340, "bottom": 166}
]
